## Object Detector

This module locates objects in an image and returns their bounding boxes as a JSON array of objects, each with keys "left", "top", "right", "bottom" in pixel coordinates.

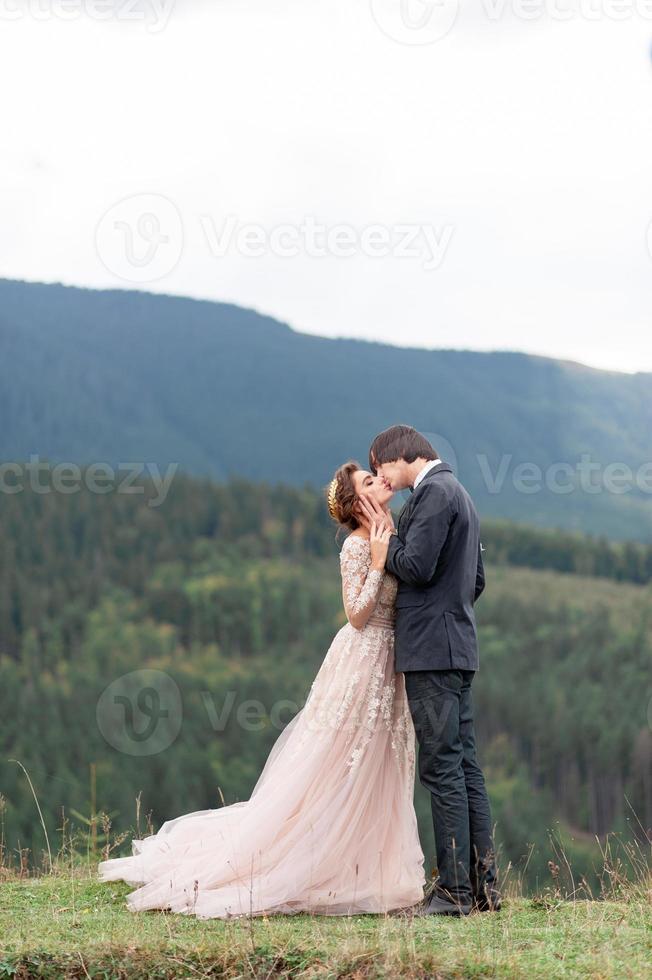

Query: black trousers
[{"left": 404, "top": 668, "right": 497, "bottom": 901}]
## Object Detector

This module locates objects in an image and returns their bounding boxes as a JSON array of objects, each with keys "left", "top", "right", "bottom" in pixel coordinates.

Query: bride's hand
[
  {"left": 369, "top": 521, "right": 392, "bottom": 571},
  {"left": 358, "top": 493, "right": 395, "bottom": 534}
]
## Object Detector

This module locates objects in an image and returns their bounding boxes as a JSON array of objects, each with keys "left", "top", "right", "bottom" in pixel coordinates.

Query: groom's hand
[{"left": 358, "top": 494, "right": 396, "bottom": 534}]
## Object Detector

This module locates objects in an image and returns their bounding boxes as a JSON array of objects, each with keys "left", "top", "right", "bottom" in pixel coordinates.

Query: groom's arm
[{"left": 385, "top": 485, "right": 452, "bottom": 587}]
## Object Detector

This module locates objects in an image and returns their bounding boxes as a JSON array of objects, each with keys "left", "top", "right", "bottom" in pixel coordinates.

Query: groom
[{"left": 359, "top": 425, "right": 500, "bottom": 916}]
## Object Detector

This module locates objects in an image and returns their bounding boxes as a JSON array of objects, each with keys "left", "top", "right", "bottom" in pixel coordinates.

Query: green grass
[{"left": 0, "top": 874, "right": 650, "bottom": 978}]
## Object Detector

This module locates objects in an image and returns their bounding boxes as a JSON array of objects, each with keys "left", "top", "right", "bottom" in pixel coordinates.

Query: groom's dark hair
[{"left": 369, "top": 425, "right": 438, "bottom": 473}]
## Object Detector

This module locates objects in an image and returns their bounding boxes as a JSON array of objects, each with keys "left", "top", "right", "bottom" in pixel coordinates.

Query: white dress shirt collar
[{"left": 412, "top": 458, "right": 442, "bottom": 490}]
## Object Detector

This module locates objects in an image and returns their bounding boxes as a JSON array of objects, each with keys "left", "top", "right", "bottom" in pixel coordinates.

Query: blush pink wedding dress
[{"left": 97, "top": 533, "right": 426, "bottom": 918}]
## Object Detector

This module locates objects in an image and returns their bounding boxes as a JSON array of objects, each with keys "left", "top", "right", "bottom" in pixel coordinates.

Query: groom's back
[{"left": 393, "top": 467, "right": 482, "bottom": 672}]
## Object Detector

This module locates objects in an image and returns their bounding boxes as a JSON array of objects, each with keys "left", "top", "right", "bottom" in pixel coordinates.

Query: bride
[{"left": 97, "top": 460, "right": 426, "bottom": 918}]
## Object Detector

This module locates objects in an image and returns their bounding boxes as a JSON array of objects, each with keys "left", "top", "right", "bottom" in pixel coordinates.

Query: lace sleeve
[{"left": 339, "top": 535, "right": 384, "bottom": 631}]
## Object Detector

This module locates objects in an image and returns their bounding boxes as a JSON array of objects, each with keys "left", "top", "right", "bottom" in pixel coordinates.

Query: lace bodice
[{"left": 339, "top": 534, "right": 398, "bottom": 631}]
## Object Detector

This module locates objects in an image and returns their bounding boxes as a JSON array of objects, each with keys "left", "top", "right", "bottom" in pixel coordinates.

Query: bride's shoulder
[{"left": 340, "top": 532, "right": 370, "bottom": 554}]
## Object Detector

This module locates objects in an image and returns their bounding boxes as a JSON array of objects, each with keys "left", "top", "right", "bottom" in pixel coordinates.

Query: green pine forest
[{"left": 0, "top": 469, "right": 651, "bottom": 893}]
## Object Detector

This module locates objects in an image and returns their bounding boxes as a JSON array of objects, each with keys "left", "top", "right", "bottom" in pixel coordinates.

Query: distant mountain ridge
[{"left": 1, "top": 278, "right": 650, "bottom": 540}]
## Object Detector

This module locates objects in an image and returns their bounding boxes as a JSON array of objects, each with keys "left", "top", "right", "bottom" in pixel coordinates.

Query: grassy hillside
[
  {"left": 0, "top": 874, "right": 650, "bottom": 978},
  {"left": 1, "top": 278, "right": 651, "bottom": 538}
]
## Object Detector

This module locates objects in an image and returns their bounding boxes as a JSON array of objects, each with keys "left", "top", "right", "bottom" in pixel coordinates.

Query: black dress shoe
[
  {"left": 415, "top": 891, "right": 472, "bottom": 917},
  {"left": 473, "top": 888, "right": 502, "bottom": 912}
]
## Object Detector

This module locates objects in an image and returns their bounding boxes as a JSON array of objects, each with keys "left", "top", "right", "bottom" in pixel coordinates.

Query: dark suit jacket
[{"left": 385, "top": 462, "right": 485, "bottom": 672}]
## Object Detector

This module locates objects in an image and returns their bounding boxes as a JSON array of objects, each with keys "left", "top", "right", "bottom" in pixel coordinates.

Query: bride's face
[{"left": 352, "top": 469, "right": 393, "bottom": 508}]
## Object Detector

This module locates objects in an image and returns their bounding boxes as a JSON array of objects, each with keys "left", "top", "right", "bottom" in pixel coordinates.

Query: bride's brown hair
[{"left": 326, "top": 460, "right": 362, "bottom": 533}]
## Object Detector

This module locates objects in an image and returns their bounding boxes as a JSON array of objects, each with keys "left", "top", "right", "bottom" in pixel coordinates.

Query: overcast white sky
[{"left": 1, "top": 0, "right": 652, "bottom": 372}]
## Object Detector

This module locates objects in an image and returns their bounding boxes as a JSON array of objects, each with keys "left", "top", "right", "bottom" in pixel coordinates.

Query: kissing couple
[{"left": 98, "top": 425, "right": 500, "bottom": 918}]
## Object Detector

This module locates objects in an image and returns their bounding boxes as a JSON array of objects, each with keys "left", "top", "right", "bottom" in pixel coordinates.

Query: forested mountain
[
  {"left": 1, "top": 278, "right": 651, "bottom": 539},
  {"left": 0, "top": 475, "right": 650, "bottom": 890}
]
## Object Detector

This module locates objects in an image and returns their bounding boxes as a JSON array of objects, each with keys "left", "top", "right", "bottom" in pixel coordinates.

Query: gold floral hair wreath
[{"left": 327, "top": 477, "right": 340, "bottom": 521}]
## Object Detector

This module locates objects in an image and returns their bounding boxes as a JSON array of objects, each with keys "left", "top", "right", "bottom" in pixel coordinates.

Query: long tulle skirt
[{"left": 97, "top": 621, "right": 426, "bottom": 918}]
